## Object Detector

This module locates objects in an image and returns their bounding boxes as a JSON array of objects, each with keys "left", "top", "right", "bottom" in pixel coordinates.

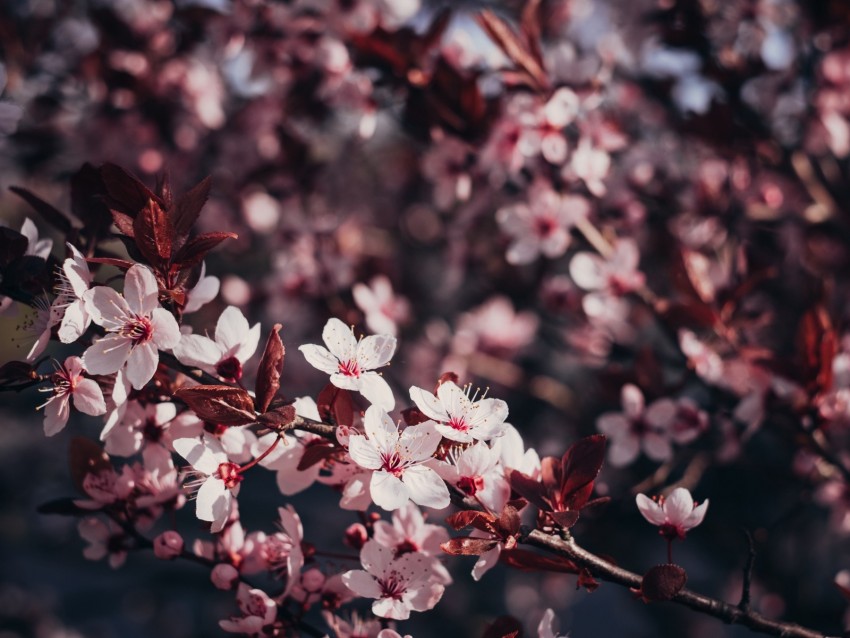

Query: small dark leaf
[
  {"left": 0, "top": 360, "right": 34, "bottom": 382},
  {"left": 257, "top": 405, "right": 297, "bottom": 429},
  {"left": 110, "top": 210, "right": 136, "bottom": 237},
  {"left": 401, "top": 406, "right": 430, "bottom": 425},
  {"left": 174, "top": 386, "right": 256, "bottom": 425},
  {"left": 86, "top": 256, "right": 135, "bottom": 270},
  {"left": 100, "top": 163, "right": 162, "bottom": 216},
  {"left": 172, "top": 176, "right": 212, "bottom": 243},
  {"left": 498, "top": 504, "right": 521, "bottom": 536},
  {"left": 560, "top": 434, "right": 607, "bottom": 502},
  {"left": 296, "top": 441, "right": 337, "bottom": 471},
  {"left": 508, "top": 469, "right": 549, "bottom": 511},
  {"left": 499, "top": 548, "right": 579, "bottom": 573},
  {"left": 640, "top": 564, "right": 687, "bottom": 602},
  {"left": 255, "top": 324, "right": 284, "bottom": 414},
  {"left": 317, "top": 384, "right": 354, "bottom": 427},
  {"left": 578, "top": 568, "right": 600, "bottom": 592},
  {"left": 549, "top": 510, "right": 580, "bottom": 529},
  {"left": 476, "top": 10, "right": 548, "bottom": 90},
  {"left": 481, "top": 616, "right": 523, "bottom": 638},
  {"left": 445, "top": 510, "right": 497, "bottom": 532},
  {"left": 37, "top": 497, "right": 90, "bottom": 516},
  {"left": 9, "top": 186, "right": 73, "bottom": 234},
  {"left": 440, "top": 537, "right": 499, "bottom": 556},
  {"left": 173, "top": 231, "right": 237, "bottom": 269},
  {"left": 69, "top": 437, "right": 111, "bottom": 493},
  {"left": 133, "top": 198, "right": 173, "bottom": 266}
]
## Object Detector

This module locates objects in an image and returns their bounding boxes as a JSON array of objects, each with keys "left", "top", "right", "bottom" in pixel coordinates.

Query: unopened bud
[
  {"left": 344, "top": 523, "right": 368, "bottom": 549},
  {"left": 211, "top": 563, "right": 240, "bottom": 590},
  {"left": 153, "top": 531, "right": 184, "bottom": 560}
]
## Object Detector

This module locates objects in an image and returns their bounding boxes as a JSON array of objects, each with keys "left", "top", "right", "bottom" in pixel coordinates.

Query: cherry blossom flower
[
  {"left": 100, "top": 401, "right": 178, "bottom": 458},
  {"left": 174, "top": 433, "right": 242, "bottom": 533},
  {"left": 352, "top": 276, "right": 411, "bottom": 337},
  {"left": 219, "top": 583, "right": 278, "bottom": 635},
  {"left": 538, "top": 608, "right": 567, "bottom": 638},
  {"left": 434, "top": 443, "right": 509, "bottom": 512},
  {"left": 56, "top": 243, "right": 93, "bottom": 343},
  {"left": 322, "top": 611, "right": 383, "bottom": 638},
  {"left": 173, "top": 305, "right": 261, "bottom": 381},
  {"left": 342, "top": 539, "right": 445, "bottom": 620},
  {"left": 408, "top": 380, "right": 508, "bottom": 444},
  {"left": 78, "top": 517, "right": 127, "bottom": 568},
  {"left": 39, "top": 356, "right": 106, "bottom": 436},
  {"left": 299, "top": 317, "right": 397, "bottom": 410},
  {"left": 568, "top": 137, "right": 611, "bottom": 196},
  {"left": 20, "top": 217, "right": 53, "bottom": 258},
  {"left": 491, "top": 423, "right": 541, "bottom": 478},
  {"left": 373, "top": 503, "right": 452, "bottom": 584},
  {"left": 83, "top": 265, "right": 181, "bottom": 389},
  {"left": 538, "top": 87, "right": 580, "bottom": 164},
  {"left": 183, "top": 262, "right": 220, "bottom": 314},
  {"left": 596, "top": 384, "right": 674, "bottom": 467},
  {"left": 497, "top": 180, "right": 589, "bottom": 265},
  {"left": 569, "top": 238, "right": 645, "bottom": 299},
  {"left": 421, "top": 135, "right": 473, "bottom": 210},
  {"left": 347, "top": 405, "right": 449, "bottom": 511},
  {"left": 636, "top": 487, "right": 709, "bottom": 540}
]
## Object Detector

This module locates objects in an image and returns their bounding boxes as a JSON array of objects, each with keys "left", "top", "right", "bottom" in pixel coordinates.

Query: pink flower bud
[
  {"left": 211, "top": 563, "right": 240, "bottom": 590},
  {"left": 301, "top": 568, "right": 326, "bottom": 593},
  {"left": 153, "top": 531, "right": 184, "bottom": 560},
  {"left": 344, "top": 523, "right": 368, "bottom": 549}
]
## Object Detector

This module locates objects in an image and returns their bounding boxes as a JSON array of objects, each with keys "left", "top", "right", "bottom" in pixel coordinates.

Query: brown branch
[{"left": 523, "top": 530, "right": 834, "bottom": 638}]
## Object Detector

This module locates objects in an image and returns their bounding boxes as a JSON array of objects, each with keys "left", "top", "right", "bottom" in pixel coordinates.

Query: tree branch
[{"left": 523, "top": 530, "right": 834, "bottom": 638}]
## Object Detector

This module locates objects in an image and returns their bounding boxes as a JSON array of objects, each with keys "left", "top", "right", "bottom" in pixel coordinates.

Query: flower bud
[
  {"left": 153, "top": 531, "right": 184, "bottom": 560},
  {"left": 344, "top": 523, "right": 368, "bottom": 549},
  {"left": 211, "top": 563, "right": 240, "bottom": 590},
  {"left": 301, "top": 568, "right": 326, "bottom": 593}
]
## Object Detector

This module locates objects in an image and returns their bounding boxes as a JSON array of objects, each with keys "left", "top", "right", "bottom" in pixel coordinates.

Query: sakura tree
[{"left": 1, "top": 0, "right": 850, "bottom": 637}]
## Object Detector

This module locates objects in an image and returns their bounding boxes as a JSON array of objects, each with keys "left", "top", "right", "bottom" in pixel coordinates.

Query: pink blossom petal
[
  {"left": 150, "top": 307, "right": 181, "bottom": 350},
  {"left": 356, "top": 334, "right": 397, "bottom": 369},
  {"left": 409, "top": 386, "right": 448, "bottom": 422},
  {"left": 87, "top": 286, "right": 130, "bottom": 329},
  {"left": 405, "top": 580, "right": 445, "bottom": 612},
  {"left": 596, "top": 413, "right": 630, "bottom": 437},
  {"left": 569, "top": 252, "right": 607, "bottom": 290},
  {"left": 125, "top": 342, "right": 158, "bottom": 389},
  {"left": 361, "top": 538, "right": 395, "bottom": 575},
  {"left": 82, "top": 336, "right": 132, "bottom": 376},
  {"left": 636, "top": 493, "right": 666, "bottom": 525},
  {"left": 348, "top": 435, "right": 383, "bottom": 470},
  {"left": 645, "top": 399, "right": 677, "bottom": 429},
  {"left": 472, "top": 545, "right": 501, "bottom": 581},
  {"left": 43, "top": 395, "right": 70, "bottom": 436},
  {"left": 403, "top": 465, "right": 450, "bottom": 510},
  {"left": 173, "top": 334, "right": 222, "bottom": 369},
  {"left": 174, "top": 434, "right": 228, "bottom": 475},
  {"left": 683, "top": 499, "right": 709, "bottom": 530},
  {"left": 608, "top": 434, "right": 640, "bottom": 467},
  {"left": 342, "top": 569, "right": 382, "bottom": 599},
  {"left": 58, "top": 299, "right": 90, "bottom": 343},
  {"left": 398, "top": 421, "right": 442, "bottom": 463},
  {"left": 642, "top": 433, "right": 672, "bottom": 461},
  {"left": 621, "top": 384, "right": 645, "bottom": 419},
  {"left": 372, "top": 597, "right": 410, "bottom": 620},
  {"left": 664, "top": 487, "right": 696, "bottom": 527},
  {"left": 371, "top": 471, "right": 409, "bottom": 510},
  {"left": 323, "top": 317, "right": 358, "bottom": 362},
  {"left": 196, "top": 477, "right": 231, "bottom": 531},
  {"left": 357, "top": 372, "right": 395, "bottom": 410},
  {"left": 299, "top": 344, "right": 339, "bottom": 375},
  {"left": 72, "top": 378, "right": 106, "bottom": 416},
  {"left": 124, "top": 265, "right": 158, "bottom": 315}
]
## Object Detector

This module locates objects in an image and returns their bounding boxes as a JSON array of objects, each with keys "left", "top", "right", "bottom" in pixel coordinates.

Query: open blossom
[
  {"left": 596, "top": 384, "right": 674, "bottom": 467},
  {"left": 342, "top": 539, "right": 445, "bottom": 620},
  {"left": 497, "top": 180, "right": 589, "bottom": 265},
  {"left": 83, "top": 265, "right": 181, "bottom": 389},
  {"left": 373, "top": 503, "right": 452, "bottom": 585},
  {"left": 352, "top": 276, "right": 410, "bottom": 337},
  {"left": 636, "top": 487, "right": 709, "bottom": 540},
  {"left": 183, "top": 262, "right": 220, "bottom": 314},
  {"left": 56, "top": 243, "right": 93, "bottom": 343},
  {"left": 219, "top": 583, "right": 277, "bottom": 635},
  {"left": 173, "top": 305, "right": 261, "bottom": 381},
  {"left": 434, "top": 443, "right": 510, "bottom": 512},
  {"left": 299, "top": 317, "right": 397, "bottom": 410},
  {"left": 569, "top": 238, "right": 645, "bottom": 298},
  {"left": 174, "top": 433, "right": 242, "bottom": 533},
  {"left": 39, "top": 356, "right": 106, "bottom": 436},
  {"left": 20, "top": 217, "right": 53, "bottom": 258},
  {"left": 78, "top": 517, "right": 126, "bottom": 568},
  {"left": 348, "top": 406, "right": 449, "bottom": 511},
  {"left": 408, "top": 380, "right": 508, "bottom": 444},
  {"left": 100, "top": 401, "right": 178, "bottom": 458}
]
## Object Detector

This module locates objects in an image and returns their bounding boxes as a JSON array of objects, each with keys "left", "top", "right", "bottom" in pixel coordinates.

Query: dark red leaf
[
  {"left": 255, "top": 324, "right": 285, "bottom": 414},
  {"left": 317, "top": 384, "right": 354, "bottom": 427},
  {"left": 796, "top": 305, "right": 836, "bottom": 397},
  {"left": 400, "top": 406, "right": 430, "bottom": 425},
  {"left": 133, "top": 198, "right": 173, "bottom": 266},
  {"left": 173, "top": 231, "right": 238, "bottom": 269},
  {"left": 86, "top": 256, "right": 135, "bottom": 270},
  {"left": 172, "top": 176, "right": 211, "bottom": 242},
  {"left": 71, "top": 163, "right": 113, "bottom": 232},
  {"left": 499, "top": 548, "right": 579, "bottom": 573},
  {"left": 476, "top": 10, "right": 548, "bottom": 91},
  {"left": 110, "top": 210, "right": 136, "bottom": 237},
  {"left": 640, "top": 564, "right": 687, "bottom": 602},
  {"left": 69, "top": 437, "right": 111, "bottom": 493},
  {"left": 296, "top": 441, "right": 337, "bottom": 471},
  {"left": 435, "top": 371, "right": 459, "bottom": 394},
  {"left": 549, "top": 510, "right": 580, "bottom": 529},
  {"left": 100, "top": 163, "right": 162, "bottom": 216},
  {"left": 0, "top": 360, "right": 34, "bottom": 382},
  {"left": 446, "top": 510, "right": 497, "bottom": 532},
  {"left": 257, "top": 405, "right": 297, "bottom": 429},
  {"left": 508, "top": 469, "right": 549, "bottom": 511},
  {"left": 481, "top": 616, "right": 523, "bottom": 638},
  {"left": 560, "top": 434, "right": 607, "bottom": 502},
  {"left": 174, "top": 386, "right": 256, "bottom": 425},
  {"left": 498, "top": 504, "right": 521, "bottom": 536},
  {"left": 578, "top": 568, "right": 600, "bottom": 592},
  {"left": 9, "top": 186, "right": 73, "bottom": 234},
  {"left": 440, "top": 537, "right": 499, "bottom": 556}
]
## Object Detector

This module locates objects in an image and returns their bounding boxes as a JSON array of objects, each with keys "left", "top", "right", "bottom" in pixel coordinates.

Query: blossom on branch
[{"left": 636, "top": 487, "right": 709, "bottom": 540}]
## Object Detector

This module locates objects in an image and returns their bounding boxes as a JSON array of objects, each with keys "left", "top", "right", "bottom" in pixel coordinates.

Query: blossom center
[
  {"left": 458, "top": 474, "right": 485, "bottom": 496},
  {"left": 338, "top": 359, "right": 361, "bottom": 378},
  {"left": 395, "top": 539, "right": 419, "bottom": 556},
  {"left": 380, "top": 451, "right": 404, "bottom": 476},
  {"left": 534, "top": 216, "right": 558, "bottom": 238},
  {"left": 216, "top": 356, "right": 243, "bottom": 381},
  {"left": 378, "top": 571, "right": 407, "bottom": 600},
  {"left": 119, "top": 315, "right": 154, "bottom": 344},
  {"left": 448, "top": 415, "right": 469, "bottom": 432},
  {"left": 216, "top": 462, "right": 244, "bottom": 490}
]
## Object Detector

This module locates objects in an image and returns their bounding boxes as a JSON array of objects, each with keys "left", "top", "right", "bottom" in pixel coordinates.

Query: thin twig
[{"left": 739, "top": 528, "right": 756, "bottom": 613}]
